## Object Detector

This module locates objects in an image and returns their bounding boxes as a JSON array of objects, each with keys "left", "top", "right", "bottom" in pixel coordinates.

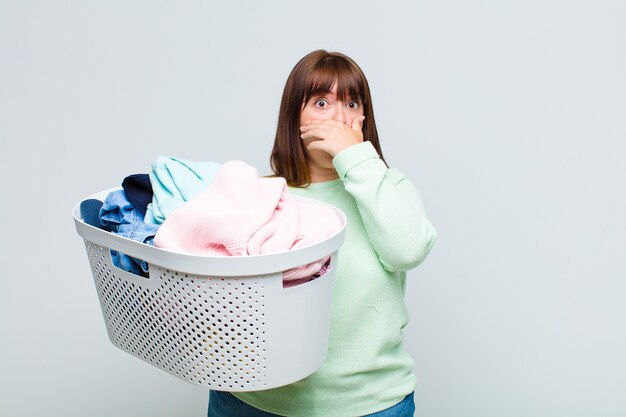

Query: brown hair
[{"left": 266, "top": 49, "right": 388, "bottom": 187}]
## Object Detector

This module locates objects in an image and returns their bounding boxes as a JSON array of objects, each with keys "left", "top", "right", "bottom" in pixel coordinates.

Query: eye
[
  {"left": 347, "top": 100, "right": 360, "bottom": 110},
  {"left": 314, "top": 98, "right": 328, "bottom": 109}
]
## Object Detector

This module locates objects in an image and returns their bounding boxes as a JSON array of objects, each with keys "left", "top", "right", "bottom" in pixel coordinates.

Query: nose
[{"left": 332, "top": 103, "right": 347, "bottom": 125}]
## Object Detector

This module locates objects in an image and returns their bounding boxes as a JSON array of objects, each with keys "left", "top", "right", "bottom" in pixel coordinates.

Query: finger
[
  {"left": 316, "top": 119, "right": 343, "bottom": 127},
  {"left": 301, "top": 125, "right": 332, "bottom": 136},
  {"left": 301, "top": 120, "right": 327, "bottom": 129},
  {"left": 304, "top": 119, "right": 340, "bottom": 128},
  {"left": 300, "top": 129, "right": 327, "bottom": 140},
  {"left": 306, "top": 140, "right": 326, "bottom": 152},
  {"left": 351, "top": 115, "right": 365, "bottom": 132},
  {"left": 300, "top": 124, "right": 331, "bottom": 133},
  {"left": 304, "top": 119, "right": 335, "bottom": 124}
]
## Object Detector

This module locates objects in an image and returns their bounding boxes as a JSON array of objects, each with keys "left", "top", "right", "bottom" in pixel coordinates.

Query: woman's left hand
[{"left": 300, "top": 116, "right": 366, "bottom": 157}]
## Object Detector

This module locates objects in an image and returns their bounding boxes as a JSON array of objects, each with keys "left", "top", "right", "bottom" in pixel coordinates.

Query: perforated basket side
[
  {"left": 75, "top": 188, "right": 346, "bottom": 391},
  {"left": 85, "top": 240, "right": 273, "bottom": 390}
]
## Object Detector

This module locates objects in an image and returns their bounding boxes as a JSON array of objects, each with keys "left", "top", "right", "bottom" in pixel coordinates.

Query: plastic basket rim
[{"left": 73, "top": 186, "right": 347, "bottom": 276}]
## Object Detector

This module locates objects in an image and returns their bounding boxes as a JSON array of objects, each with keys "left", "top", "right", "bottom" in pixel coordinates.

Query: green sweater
[{"left": 232, "top": 141, "right": 437, "bottom": 417}]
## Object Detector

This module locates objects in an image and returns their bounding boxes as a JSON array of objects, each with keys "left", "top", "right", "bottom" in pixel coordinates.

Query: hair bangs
[{"left": 303, "top": 58, "right": 365, "bottom": 105}]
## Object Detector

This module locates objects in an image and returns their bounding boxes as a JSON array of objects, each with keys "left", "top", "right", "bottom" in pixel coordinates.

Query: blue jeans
[{"left": 207, "top": 390, "right": 415, "bottom": 417}]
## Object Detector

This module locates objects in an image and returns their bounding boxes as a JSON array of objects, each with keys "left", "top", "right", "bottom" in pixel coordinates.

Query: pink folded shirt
[{"left": 154, "top": 160, "right": 342, "bottom": 281}]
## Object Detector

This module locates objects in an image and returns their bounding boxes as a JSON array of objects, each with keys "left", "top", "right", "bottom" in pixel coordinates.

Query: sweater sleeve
[{"left": 332, "top": 141, "right": 438, "bottom": 272}]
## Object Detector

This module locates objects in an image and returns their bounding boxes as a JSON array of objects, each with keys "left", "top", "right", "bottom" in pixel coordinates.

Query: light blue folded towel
[{"left": 144, "top": 156, "right": 221, "bottom": 225}]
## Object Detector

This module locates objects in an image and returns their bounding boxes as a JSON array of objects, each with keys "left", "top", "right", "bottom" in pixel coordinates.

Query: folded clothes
[
  {"left": 154, "top": 160, "right": 342, "bottom": 281},
  {"left": 144, "top": 156, "right": 221, "bottom": 225}
]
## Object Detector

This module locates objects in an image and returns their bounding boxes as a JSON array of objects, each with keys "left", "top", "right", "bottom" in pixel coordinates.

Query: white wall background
[{"left": 1, "top": 1, "right": 624, "bottom": 416}]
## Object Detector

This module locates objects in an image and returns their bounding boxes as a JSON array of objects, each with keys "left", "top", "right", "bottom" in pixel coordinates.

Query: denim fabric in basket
[{"left": 99, "top": 189, "right": 160, "bottom": 275}]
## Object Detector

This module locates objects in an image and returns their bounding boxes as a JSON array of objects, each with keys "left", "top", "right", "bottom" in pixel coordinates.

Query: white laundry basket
[{"left": 73, "top": 187, "right": 347, "bottom": 391}]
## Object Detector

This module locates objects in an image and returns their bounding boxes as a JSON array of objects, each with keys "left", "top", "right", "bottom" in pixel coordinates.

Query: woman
[{"left": 208, "top": 49, "right": 437, "bottom": 417}]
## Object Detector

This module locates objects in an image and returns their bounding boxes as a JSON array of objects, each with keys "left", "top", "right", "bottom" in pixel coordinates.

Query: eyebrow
[{"left": 314, "top": 92, "right": 359, "bottom": 101}]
